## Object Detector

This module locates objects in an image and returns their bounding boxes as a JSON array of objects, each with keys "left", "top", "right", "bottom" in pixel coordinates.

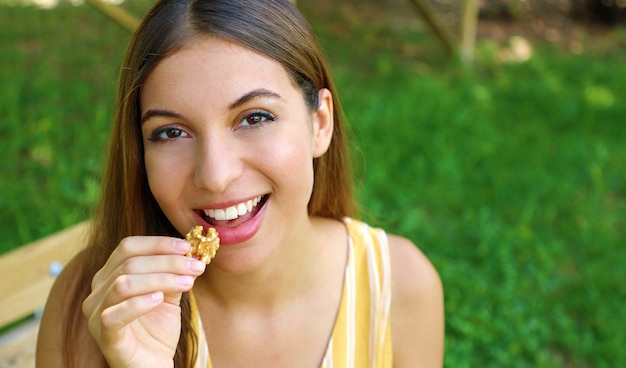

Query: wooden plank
[
  {"left": 0, "top": 319, "right": 39, "bottom": 368},
  {"left": 0, "top": 221, "right": 89, "bottom": 328}
]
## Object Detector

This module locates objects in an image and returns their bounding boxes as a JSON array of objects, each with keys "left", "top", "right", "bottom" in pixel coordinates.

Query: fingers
[
  {"left": 81, "top": 236, "right": 202, "bottom": 366},
  {"left": 84, "top": 236, "right": 206, "bottom": 317},
  {"left": 116, "top": 254, "right": 206, "bottom": 279},
  {"left": 101, "top": 272, "right": 195, "bottom": 310},
  {"left": 92, "top": 236, "right": 193, "bottom": 289},
  {"left": 99, "top": 291, "right": 165, "bottom": 333},
  {"left": 85, "top": 290, "right": 178, "bottom": 365}
]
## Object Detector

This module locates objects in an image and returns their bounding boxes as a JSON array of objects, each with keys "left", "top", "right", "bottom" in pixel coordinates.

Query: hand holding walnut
[{"left": 81, "top": 236, "right": 206, "bottom": 368}]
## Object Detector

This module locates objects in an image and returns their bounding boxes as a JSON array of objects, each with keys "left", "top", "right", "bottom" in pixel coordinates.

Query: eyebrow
[
  {"left": 229, "top": 88, "right": 283, "bottom": 110},
  {"left": 140, "top": 109, "right": 183, "bottom": 125},
  {"left": 140, "top": 88, "right": 283, "bottom": 125}
]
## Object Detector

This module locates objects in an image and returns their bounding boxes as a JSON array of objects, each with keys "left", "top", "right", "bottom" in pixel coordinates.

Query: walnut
[{"left": 185, "top": 225, "right": 220, "bottom": 264}]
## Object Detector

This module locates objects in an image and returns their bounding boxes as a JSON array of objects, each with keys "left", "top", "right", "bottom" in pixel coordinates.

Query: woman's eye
[
  {"left": 148, "top": 127, "right": 189, "bottom": 142},
  {"left": 239, "top": 111, "right": 276, "bottom": 128}
]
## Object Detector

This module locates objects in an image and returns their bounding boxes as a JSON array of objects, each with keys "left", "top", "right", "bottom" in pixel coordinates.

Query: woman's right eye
[{"left": 148, "top": 127, "right": 189, "bottom": 142}]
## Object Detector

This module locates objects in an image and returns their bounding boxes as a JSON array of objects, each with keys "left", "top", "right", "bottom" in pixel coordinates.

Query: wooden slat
[
  {"left": 0, "top": 221, "right": 89, "bottom": 328},
  {"left": 0, "top": 319, "right": 39, "bottom": 368}
]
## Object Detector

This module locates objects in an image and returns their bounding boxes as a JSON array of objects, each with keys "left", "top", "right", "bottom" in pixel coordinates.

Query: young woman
[{"left": 36, "top": 0, "right": 444, "bottom": 367}]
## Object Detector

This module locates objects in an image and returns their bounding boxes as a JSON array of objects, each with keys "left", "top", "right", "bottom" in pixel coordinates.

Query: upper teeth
[{"left": 203, "top": 195, "right": 263, "bottom": 221}]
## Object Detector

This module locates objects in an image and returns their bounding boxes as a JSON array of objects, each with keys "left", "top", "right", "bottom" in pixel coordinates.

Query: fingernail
[
  {"left": 146, "top": 291, "right": 163, "bottom": 304},
  {"left": 177, "top": 275, "right": 194, "bottom": 287},
  {"left": 187, "top": 259, "right": 206, "bottom": 272},
  {"left": 174, "top": 240, "right": 190, "bottom": 252}
]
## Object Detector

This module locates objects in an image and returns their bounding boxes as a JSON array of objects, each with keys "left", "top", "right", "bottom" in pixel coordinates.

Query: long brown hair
[{"left": 64, "top": 0, "right": 356, "bottom": 366}]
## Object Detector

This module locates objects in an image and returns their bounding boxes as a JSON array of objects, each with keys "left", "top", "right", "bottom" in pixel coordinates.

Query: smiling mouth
[{"left": 200, "top": 194, "right": 268, "bottom": 226}]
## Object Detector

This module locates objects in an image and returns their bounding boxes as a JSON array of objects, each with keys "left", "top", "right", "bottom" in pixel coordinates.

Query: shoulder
[
  {"left": 387, "top": 234, "right": 444, "bottom": 367},
  {"left": 37, "top": 251, "right": 107, "bottom": 367},
  {"left": 386, "top": 235, "right": 441, "bottom": 300}
]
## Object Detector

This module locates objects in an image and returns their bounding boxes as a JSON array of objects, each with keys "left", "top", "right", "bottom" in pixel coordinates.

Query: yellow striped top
[{"left": 188, "top": 218, "right": 393, "bottom": 367}]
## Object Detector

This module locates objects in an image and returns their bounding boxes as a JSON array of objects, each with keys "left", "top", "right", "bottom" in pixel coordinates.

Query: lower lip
[{"left": 196, "top": 199, "right": 268, "bottom": 245}]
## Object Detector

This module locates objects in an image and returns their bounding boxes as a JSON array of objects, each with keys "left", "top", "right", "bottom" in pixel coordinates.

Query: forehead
[{"left": 141, "top": 36, "right": 297, "bottom": 108}]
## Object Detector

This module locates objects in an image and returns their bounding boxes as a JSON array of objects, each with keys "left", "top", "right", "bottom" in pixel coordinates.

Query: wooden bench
[{"left": 0, "top": 221, "right": 89, "bottom": 368}]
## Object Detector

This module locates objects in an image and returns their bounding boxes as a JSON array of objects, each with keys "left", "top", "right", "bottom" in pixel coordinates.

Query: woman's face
[{"left": 140, "top": 36, "right": 333, "bottom": 271}]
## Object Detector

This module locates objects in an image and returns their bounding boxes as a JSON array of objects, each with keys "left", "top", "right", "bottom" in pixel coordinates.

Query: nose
[{"left": 193, "top": 133, "right": 243, "bottom": 193}]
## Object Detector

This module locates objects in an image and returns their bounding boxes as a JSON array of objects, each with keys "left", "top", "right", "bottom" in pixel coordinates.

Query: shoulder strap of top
[
  {"left": 321, "top": 218, "right": 393, "bottom": 368},
  {"left": 188, "top": 291, "right": 211, "bottom": 368}
]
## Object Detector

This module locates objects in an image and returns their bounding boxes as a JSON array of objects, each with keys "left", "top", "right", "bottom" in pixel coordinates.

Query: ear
[{"left": 312, "top": 88, "right": 334, "bottom": 158}]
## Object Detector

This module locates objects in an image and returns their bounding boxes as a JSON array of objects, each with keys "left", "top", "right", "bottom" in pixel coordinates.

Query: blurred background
[{"left": 1, "top": 0, "right": 624, "bottom": 366}]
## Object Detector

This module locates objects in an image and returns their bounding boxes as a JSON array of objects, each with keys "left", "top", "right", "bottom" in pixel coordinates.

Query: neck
[{"left": 194, "top": 217, "right": 340, "bottom": 314}]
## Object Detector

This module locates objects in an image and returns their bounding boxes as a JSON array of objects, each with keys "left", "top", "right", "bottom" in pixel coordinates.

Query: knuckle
[
  {"left": 91, "top": 269, "right": 105, "bottom": 289},
  {"left": 120, "top": 258, "right": 138, "bottom": 275},
  {"left": 100, "top": 307, "right": 119, "bottom": 330},
  {"left": 117, "top": 236, "right": 136, "bottom": 254},
  {"left": 81, "top": 296, "right": 93, "bottom": 317},
  {"left": 111, "top": 274, "right": 133, "bottom": 296}
]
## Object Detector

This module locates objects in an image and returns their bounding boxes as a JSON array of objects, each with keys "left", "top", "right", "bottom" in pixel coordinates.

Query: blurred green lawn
[{"left": 1, "top": 0, "right": 624, "bottom": 366}]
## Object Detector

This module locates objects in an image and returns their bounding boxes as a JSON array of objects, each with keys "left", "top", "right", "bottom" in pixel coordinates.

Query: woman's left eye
[{"left": 238, "top": 111, "right": 276, "bottom": 129}]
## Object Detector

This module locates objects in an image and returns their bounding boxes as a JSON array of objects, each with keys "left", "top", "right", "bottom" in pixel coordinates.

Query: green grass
[
  {"left": 0, "top": 1, "right": 132, "bottom": 246},
  {"left": 308, "top": 3, "right": 625, "bottom": 366},
  {"left": 2, "top": 1, "right": 625, "bottom": 366}
]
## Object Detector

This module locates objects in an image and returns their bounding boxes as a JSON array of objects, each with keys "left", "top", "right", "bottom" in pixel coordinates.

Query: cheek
[
  {"left": 144, "top": 149, "right": 189, "bottom": 207},
  {"left": 262, "top": 128, "right": 316, "bottom": 193}
]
